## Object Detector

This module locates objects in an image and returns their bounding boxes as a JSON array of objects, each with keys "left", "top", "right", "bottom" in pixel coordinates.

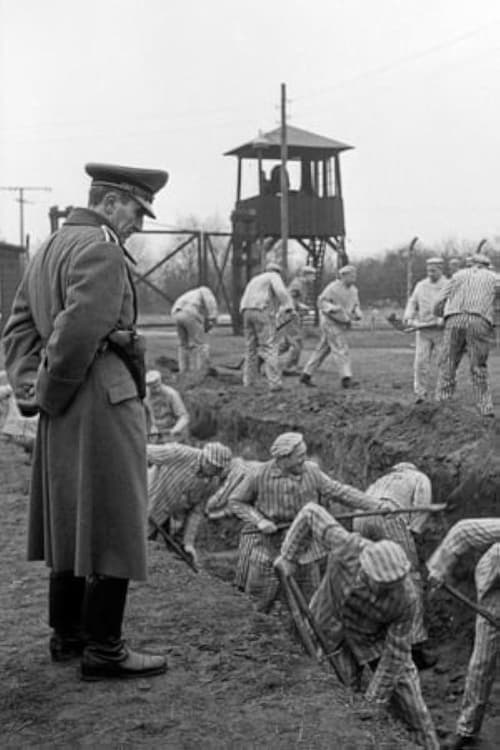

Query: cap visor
[{"left": 133, "top": 195, "right": 156, "bottom": 219}]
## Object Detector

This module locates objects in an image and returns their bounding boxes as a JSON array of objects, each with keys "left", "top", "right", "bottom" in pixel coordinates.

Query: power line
[
  {"left": 294, "top": 19, "right": 500, "bottom": 107},
  {"left": 0, "top": 186, "right": 52, "bottom": 246}
]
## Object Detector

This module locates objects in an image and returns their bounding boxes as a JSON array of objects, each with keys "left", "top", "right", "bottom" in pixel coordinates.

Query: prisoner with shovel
[
  {"left": 222, "top": 431, "right": 385, "bottom": 612},
  {"left": 275, "top": 502, "right": 439, "bottom": 750},
  {"left": 427, "top": 518, "right": 500, "bottom": 750}
]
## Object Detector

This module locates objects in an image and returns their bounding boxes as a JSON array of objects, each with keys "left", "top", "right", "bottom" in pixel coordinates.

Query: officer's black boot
[
  {"left": 80, "top": 575, "right": 167, "bottom": 681},
  {"left": 48, "top": 570, "right": 87, "bottom": 662}
]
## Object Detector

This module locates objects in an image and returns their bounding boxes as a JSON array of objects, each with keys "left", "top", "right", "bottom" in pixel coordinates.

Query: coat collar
[
  {"left": 64, "top": 207, "right": 118, "bottom": 233},
  {"left": 64, "top": 207, "right": 137, "bottom": 265}
]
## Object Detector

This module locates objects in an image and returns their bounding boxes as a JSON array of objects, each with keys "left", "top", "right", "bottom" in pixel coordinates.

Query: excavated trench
[
  {"left": 185, "top": 383, "right": 500, "bottom": 638},
  {"left": 182, "top": 383, "right": 500, "bottom": 743}
]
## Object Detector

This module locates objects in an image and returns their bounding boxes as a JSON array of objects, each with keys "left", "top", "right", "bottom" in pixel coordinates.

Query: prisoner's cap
[
  {"left": 85, "top": 163, "right": 169, "bottom": 219},
  {"left": 201, "top": 442, "right": 232, "bottom": 470},
  {"left": 338, "top": 264, "right": 356, "bottom": 276},
  {"left": 392, "top": 461, "right": 417, "bottom": 472},
  {"left": 359, "top": 540, "right": 411, "bottom": 584},
  {"left": 265, "top": 261, "right": 282, "bottom": 274},
  {"left": 146, "top": 369, "right": 162, "bottom": 386},
  {"left": 426, "top": 257, "right": 443, "bottom": 266},
  {"left": 301, "top": 266, "right": 317, "bottom": 275},
  {"left": 471, "top": 253, "right": 491, "bottom": 267},
  {"left": 270, "top": 431, "right": 305, "bottom": 458}
]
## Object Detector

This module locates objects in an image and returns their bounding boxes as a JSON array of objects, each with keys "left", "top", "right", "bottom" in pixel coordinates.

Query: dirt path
[{"left": 1, "top": 439, "right": 419, "bottom": 750}]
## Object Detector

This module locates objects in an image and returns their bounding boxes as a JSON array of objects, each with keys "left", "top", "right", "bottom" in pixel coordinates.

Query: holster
[{"left": 107, "top": 329, "right": 146, "bottom": 399}]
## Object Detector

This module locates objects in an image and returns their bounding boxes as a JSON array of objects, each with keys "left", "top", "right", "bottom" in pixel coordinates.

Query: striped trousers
[
  {"left": 436, "top": 313, "right": 493, "bottom": 416},
  {"left": 237, "top": 529, "right": 321, "bottom": 612},
  {"left": 456, "top": 592, "right": 500, "bottom": 738}
]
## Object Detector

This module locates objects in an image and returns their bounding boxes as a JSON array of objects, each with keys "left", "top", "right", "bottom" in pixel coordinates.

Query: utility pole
[
  {"left": 280, "top": 82, "right": 288, "bottom": 275},
  {"left": 0, "top": 186, "right": 52, "bottom": 247}
]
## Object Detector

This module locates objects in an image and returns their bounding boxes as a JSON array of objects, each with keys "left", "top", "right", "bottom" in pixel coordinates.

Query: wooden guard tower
[{"left": 225, "top": 124, "right": 353, "bottom": 330}]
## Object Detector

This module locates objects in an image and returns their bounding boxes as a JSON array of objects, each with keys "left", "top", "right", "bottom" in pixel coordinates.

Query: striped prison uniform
[
  {"left": 364, "top": 464, "right": 435, "bottom": 643},
  {"left": 303, "top": 280, "right": 362, "bottom": 381},
  {"left": 204, "top": 457, "right": 263, "bottom": 590},
  {"left": 239, "top": 271, "right": 294, "bottom": 389},
  {"left": 366, "top": 463, "right": 433, "bottom": 535},
  {"left": 434, "top": 267, "right": 497, "bottom": 416},
  {"left": 227, "top": 459, "right": 384, "bottom": 612},
  {"left": 282, "top": 503, "right": 439, "bottom": 749},
  {"left": 353, "top": 502, "right": 426, "bottom": 644},
  {"left": 404, "top": 276, "right": 447, "bottom": 399},
  {"left": 147, "top": 442, "right": 216, "bottom": 546},
  {"left": 145, "top": 383, "right": 189, "bottom": 441},
  {"left": 427, "top": 519, "right": 500, "bottom": 740},
  {"left": 171, "top": 286, "right": 218, "bottom": 377}
]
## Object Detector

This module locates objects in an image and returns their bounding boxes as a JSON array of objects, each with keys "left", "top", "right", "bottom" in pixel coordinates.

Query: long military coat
[{"left": 2, "top": 208, "right": 147, "bottom": 580}]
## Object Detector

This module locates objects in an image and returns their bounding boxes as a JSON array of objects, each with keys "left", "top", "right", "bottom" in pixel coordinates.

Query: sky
[{"left": 1, "top": 0, "right": 500, "bottom": 261}]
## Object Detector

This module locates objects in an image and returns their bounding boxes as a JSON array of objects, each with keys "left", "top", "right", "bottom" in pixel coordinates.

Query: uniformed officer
[{"left": 3, "top": 162, "right": 169, "bottom": 680}]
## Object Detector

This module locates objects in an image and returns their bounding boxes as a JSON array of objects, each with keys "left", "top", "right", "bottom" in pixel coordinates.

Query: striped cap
[
  {"left": 145, "top": 369, "right": 162, "bottom": 386},
  {"left": 270, "top": 432, "right": 305, "bottom": 458},
  {"left": 201, "top": 442, "right": 232, "bottom": 469},
  {"left": 472, "top": 253, "right": 491, "bottom": 267},
  {"left": 338, "top": 264, "right": 356, "bottom": 276},
  {"left": 265, "top": 261, "right": 283, "bottom": 274},
  {"left": 359, "top": 540, "right": 411, "bottom": 583},
  {"left": 392, "top": 462, "right": 417, "bottom": 472},
  {"left": 426, "top": 257, "right": 443, "bottom": 266}
]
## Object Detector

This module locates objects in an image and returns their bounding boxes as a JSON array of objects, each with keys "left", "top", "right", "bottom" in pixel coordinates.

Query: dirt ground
[{"left": 1, "top": 329, "right": 499, "bottom": 749}]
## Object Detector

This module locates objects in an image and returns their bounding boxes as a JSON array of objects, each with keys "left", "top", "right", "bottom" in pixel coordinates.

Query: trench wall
[{"left": 186, "top": 387, "right": 500, "bottom": 641}]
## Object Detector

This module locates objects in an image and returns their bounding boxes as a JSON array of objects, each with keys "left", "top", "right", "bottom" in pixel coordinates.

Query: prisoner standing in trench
[
  {"left": 205, "top": 454, "right": 263, "bottom": 591},
  {"left": 275, "top": 503, "right": 440, "bottom": 750},
  {"left": 427, "top": 518, "right": 500, "bottom": 750},
  {"left": 363, "top": 461, "right": 437, "bottom": 669},
  {"left": 222, "top": 431, "right": 386, "bottom": 612},
  {"left": 2, "top": 162, "right": 168, "bottom": 680}
]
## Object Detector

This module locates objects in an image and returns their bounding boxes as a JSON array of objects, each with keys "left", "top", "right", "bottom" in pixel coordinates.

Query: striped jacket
[
  {"left": 366, "top": 463, "right": 432, "bottom": 535},
  {"left": 228, "top": 459, "right": 382, "bottom": 563},
  {"left": 147, "top": 442, "right": 216, "bottom": 545},
  {"left": 435, "top": 267, "right": 497, "bottom": 325},
  {"left": 282, "top": 503, "right": 417, "bottom": 704},
  {"left": 427, "top": 518, "right": 500, "bottom": 601}
]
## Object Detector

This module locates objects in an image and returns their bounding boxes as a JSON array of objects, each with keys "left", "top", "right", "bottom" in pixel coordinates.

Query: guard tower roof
[{"left": 225, "top": 125, "right": 353, "bottom": 160}]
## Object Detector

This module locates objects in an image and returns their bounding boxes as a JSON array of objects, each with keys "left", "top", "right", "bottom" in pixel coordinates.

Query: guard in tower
[{"left": 239, "top": 262, "right": 294, "bottom": 392}]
